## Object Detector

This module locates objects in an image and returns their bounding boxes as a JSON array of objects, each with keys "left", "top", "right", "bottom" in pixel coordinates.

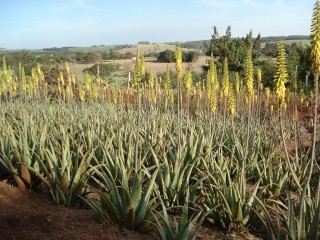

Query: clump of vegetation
[
  {"left": 157, "top": 49, "right": 200, "bottom": 63},
  {"left": 83, "top": 63, "right": 121, "bottom": 78}
]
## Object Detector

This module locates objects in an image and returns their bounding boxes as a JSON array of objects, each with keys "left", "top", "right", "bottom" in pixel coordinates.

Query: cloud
[
  {"left": 71, "top": 0, "right": 98, "bottom": 10},
  {"left": 197, "top": 0, "right": 276, "bottom": 9},
  {"left": 197, "top": 0, "right": 238, "bottom": 8}
]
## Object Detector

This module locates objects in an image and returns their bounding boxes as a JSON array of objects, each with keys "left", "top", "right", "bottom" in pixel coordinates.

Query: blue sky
[{"left": 0, "top": 0, "right": 314, "bottom": 49}]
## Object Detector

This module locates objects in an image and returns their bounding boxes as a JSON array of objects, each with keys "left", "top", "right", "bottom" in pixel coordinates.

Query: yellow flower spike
[
  {"left": 71, "top": 74, "right": 76, "bottom": 85},
  {"left": 228, "top": 82, "right": 236, "bottom": 117},
  {"left": 152, "top": 91, "right": 157, "bottom": 104},
  {"left": 245, "top": 48, "right": 254, "bottom": 100},
  {"left": 274, "top": 43, "right": 288, "bottom": 107},
  {"left": 58, "top": 80, "right": 61, "bottom": 94},
  {"left": 66, "top": 85, "right": 71, "bottom": 96},
  {"left": 171, "top": 91, "right": 174, "bottom": 104},
  {"left": 85, "top": 72, "right": 91, "bottom": 91},
  {"left": 265, "top": 87, "right": 271, "bottom": 101},
  {"left": 210, "top": 89, "right": 217, "bottom": 113},
  {"left": 206, "top": 71, "right": 211, "bottom": 100},
  {"left": 222, "top": 58, "right": 229, "bottom": 98},
  {"left": 270, "top": 104, "right": 274, "bottom": 113},
  {"left": 257, "top": 68, "right": 262, "bottom": 85},
  {"left": 175, "top": 43, "right": 183, "bottom": 82},
  {"left": 65, "top": 61, "right": 70, "bottom": 74},
  {"left": 311, "top": 0, "right": 320, "bottom": 77},
  {"left": 112, "top": 88, "right": 118, "bottom": 103},
  {"left": 148, "top": 69, "right": 154, "bottom": 89},
  {"left": 133, "top": 48, "right": 142, "bottom": 89},
  {"left": 184, "top": 67, "right": 193, "bottom": 95},
  {"left": 283, "top": 102, "right": 287, "bottom": 111},
  {"left": 36, "top": 63, "right": 42, "bottom": 77},
  {"left": 140, "top": 55, "right": 146, "bottom": 79},
  {"left": 78, "top": 85, "right": 85, "bottom": 101},
  {"left": 59, "top": 71, "right": 64, "bottom": 86},
  {"left": 299, "top": 89, "right": 305, "bottom": 104},
  {"left": 235, "top": 72, "right": 240, "bottom": 94}
]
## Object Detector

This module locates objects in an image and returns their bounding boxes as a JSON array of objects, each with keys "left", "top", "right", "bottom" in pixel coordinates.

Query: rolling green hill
[{"left": 0, "top": 35, "right": 310, "bottom": 54}]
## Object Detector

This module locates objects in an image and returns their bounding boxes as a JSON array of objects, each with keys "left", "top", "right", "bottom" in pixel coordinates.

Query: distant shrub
[
  {"left": 157, "top": 49, "right": 200, "bottom": 63},
  {"left": 83, "top": 63, "right": 121, "bottom": 78}
]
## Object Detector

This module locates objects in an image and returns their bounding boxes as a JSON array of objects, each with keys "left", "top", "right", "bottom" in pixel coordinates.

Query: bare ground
[
  {"left": 69, "top": 56, "right": 209, "bottom": 76},
  {"left": 0, "top": 180, "right": 263, "bottom": 240}
]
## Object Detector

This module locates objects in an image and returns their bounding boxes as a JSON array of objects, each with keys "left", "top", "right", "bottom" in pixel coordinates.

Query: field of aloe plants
[{"left": 1, "top": 2, "right": 320, "bottom": 240}]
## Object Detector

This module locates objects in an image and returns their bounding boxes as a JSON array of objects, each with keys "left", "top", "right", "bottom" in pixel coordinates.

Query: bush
[
  {"left": 83, "top": 63, "right": 121, "bottom": 79},
  {"left": 157, "top": 49, "right": 200, "bottom": 63},
  {"left": 157, "top": 49, "right": 175, "bottom": 63},
  {"left": 183, "top": 51, "right": 200, "bottom": 62}
]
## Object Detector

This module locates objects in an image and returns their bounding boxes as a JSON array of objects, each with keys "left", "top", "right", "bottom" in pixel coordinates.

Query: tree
[
  {"left": 14, "top": 50, "right": 35, "bottom": 66},
  {"left": 252, "top": 33, "right": 261, "bottom": 59},
  {"left": 256, "top": 59, "right": 276, "bottom": 88},
  {"left": 109, "top": 50, "right": 120, "bottom": 60},
  {"left": 157, "top": 49, "right": 175, "bottom": 63},
  {"left": 287, "top": 49, "right": 300, "bottom": 89},
  {"left": 83, "top": 63, "right": 121, "bottom": 79},
  {"left": 262, "top": 43, "right": 278, "bottom": 57},
  {"left": 76, "top": 52, "right": 86, "bottom": 62},
  {"left": 158, "top": 50, "right": 199, "bottom": 63},
  {"left": 182, "top": 51, "right": 200, "bottom": 62},
  {"left": 85, "top": 52, "right": 101, "bottom": 63},
  {"left": 124, "top": 52, "right": 134, "bottom": 59},
  {"left": 101, "top": 51, "right": 110, "bottom": 60},
  {"left": 206, "top": 26, "right": 260, "bottom": 71}
]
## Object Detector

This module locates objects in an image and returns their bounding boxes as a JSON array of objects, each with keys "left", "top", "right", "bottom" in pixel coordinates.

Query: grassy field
[
  {"left": 117, "top": 43, "right": 197, "bottom": 55},
  {"left": 70, "top": 56, "right": 208, "bottom": 76}
]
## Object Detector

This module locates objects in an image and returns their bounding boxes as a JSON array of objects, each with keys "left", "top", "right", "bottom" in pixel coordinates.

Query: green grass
[
  {"left": 105, "top": 76, "right": 127, "bottom": 86},
  {"left": 67, "top": 45, "right": 119, "bottom": 52}
]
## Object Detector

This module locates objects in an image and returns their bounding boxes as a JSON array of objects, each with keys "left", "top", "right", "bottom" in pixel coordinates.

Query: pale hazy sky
[{"left": 0, "top": 0, "right": 314, "bottom": 49}]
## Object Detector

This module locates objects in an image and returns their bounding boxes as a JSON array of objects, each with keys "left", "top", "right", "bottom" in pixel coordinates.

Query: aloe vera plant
[
  {"left": 27, "top": 133, "right": 96, "bottom": 206},
  {"left": 277, "top": 182, "right": 320, "bottom": 240},
  {"left": 150, "top": 188, "right": 212, "bottom": 240},
  {"left": 0, "top": 115, "right": 47, "bottom": 189},
  {"left": 199, "top": 166, "right": 262, "bottom": 229},
  {"left": 149, "top": 134, "right": 202, "bottom": 207},
  {"left": 85, "top": 165, "right": 159, "bottom": 233}
]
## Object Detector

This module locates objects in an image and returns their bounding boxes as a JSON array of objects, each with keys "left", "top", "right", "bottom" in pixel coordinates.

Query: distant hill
[
  {"left": 0, "top": 35, "right": 310, "bottom": 54},
  {"left": 176, "top": 35, "right": 310, "bottom": 50},
  {"left": 260, "top": 35, "right": 309, "bottom": 43},
  {"left": 41, "top": 44, "right": 133, "bottom": 53}
]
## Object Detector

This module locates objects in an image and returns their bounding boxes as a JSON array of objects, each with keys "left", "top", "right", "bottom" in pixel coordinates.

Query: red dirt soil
[
  {"left": 0, "top": 180, "right": 158, "bottom": 240},
  {"left": 0, "top": 180, "right": 263, "bottom": 240}
]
